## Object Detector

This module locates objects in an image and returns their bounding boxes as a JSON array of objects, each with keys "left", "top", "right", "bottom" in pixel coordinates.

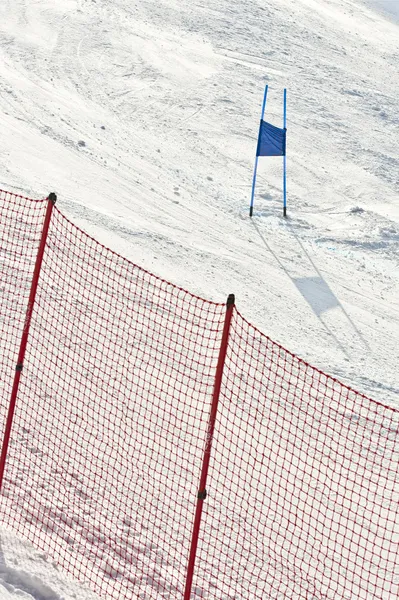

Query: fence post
[
  {"left": 184, "top": 293, "right": 235, "bottom": 600},
  {"left": 0, "top": 193, "right": 57, "bottom": 492}
]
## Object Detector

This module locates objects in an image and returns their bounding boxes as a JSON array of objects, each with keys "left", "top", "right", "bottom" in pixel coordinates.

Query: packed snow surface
[{"left": 0, "top": 0, "right": 398, "bottom": 597}]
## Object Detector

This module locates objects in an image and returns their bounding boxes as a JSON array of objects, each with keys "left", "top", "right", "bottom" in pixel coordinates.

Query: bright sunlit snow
[{"left": 0, "top": 0, "right": 398, "bottom": 597}]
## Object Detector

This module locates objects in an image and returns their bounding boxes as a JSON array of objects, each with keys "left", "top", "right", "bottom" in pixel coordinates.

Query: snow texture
[{"left": 0, "top": 0, "right": 397, "bottom": 597}]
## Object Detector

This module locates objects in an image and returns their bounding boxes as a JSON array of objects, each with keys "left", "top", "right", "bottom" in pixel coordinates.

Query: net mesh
[
  {"left": 0, "top": 190, "right": 47, "bottom": 442},
  {"left": 0, "top": 190, "right": 397, "bottom": 599},
  {"left": 200, "top": 311, "right": 398, "bottom": 599},
  {"left": 0, "top": 192, "right": 226, "bottom": 598}
]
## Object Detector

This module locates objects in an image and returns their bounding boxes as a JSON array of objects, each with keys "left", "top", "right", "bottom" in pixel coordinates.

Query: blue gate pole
[
  {"left": 249, "top": 84, "right": 268, "bottom": 217},
  {"left": 283, "top": 88, "right": 287, "bottom": 218}
]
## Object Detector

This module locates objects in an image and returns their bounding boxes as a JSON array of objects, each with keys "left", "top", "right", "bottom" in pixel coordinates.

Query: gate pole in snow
[
  {"left": 0, "top": 193, "right": 57, "bottom": 492},
  {"left": 184, "top": 294, "right": 235, "bottom": 600},
  {"left": 249, "top": 85, "right": 268, "bottom": 217},
  {"left": 283, "top": 88, "right": 287, "bottom": 218}
]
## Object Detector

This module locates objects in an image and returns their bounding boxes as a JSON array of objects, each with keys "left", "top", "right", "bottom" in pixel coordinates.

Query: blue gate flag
[
  {"left": 250, "top": 86, "right": 287, "bottom": 218},
  {"left": 256, "top": 120, "right": 286, "bottom": 157}
]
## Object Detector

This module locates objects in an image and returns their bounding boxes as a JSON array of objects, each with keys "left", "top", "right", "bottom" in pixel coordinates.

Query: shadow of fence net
[{"left": 0, "top": 189, "right": 398, "bottom": 600}]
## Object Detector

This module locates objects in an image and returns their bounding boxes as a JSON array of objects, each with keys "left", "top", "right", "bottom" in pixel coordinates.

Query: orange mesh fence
[{"left": 0, "top": 189, "right": 398, "bottom": 599}]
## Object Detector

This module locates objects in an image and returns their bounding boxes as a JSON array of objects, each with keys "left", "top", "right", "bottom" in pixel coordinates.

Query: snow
[
  {"left": 0, "top": 0, "right": 397, "bottom": 597},
  {"left": 0, "top": 525, "right": 100, "bottom": 599}
]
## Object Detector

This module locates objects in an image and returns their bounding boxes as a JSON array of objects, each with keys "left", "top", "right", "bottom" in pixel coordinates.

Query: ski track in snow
[{"left": 0, "top": 0, "right": 397, "bottom": 598}]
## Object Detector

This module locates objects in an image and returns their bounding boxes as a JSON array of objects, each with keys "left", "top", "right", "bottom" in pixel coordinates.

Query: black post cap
[{"left": 226, "top": 294, "right": 235, "bottom": 307}]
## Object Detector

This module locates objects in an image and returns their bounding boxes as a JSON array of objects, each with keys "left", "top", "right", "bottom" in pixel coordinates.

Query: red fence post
[
  {"left": 0, "top": 193, "right": 57, "bottom": 491},
  {"left": 184, "top": 293, "right": 235, "bottom": 600}
]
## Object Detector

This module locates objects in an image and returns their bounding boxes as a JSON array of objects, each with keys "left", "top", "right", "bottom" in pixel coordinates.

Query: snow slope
[
  {"left": 0, "top": 0, "right": 398, "bottom": 597},
  {"left": 0, "top": 0, "right": 398, "bottom": 406},
  {"left": 365, "top": 0, "right": 399, "bottom": 22}
]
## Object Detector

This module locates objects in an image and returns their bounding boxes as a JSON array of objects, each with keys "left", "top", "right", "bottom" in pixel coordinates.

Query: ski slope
[{"left": 0, "top": 0, "right": 398, "bottom": 597}]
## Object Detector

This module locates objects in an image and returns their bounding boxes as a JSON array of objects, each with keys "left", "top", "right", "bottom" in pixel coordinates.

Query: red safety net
[
  {"left": 0, "top": 189, "right": 398, "bottom": 600},
  {"left": 199, "top": 313, "right": 398, "bottom": 599},
  {"left": 0, "top": 190, "right": 48, "bottom": 442}
]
